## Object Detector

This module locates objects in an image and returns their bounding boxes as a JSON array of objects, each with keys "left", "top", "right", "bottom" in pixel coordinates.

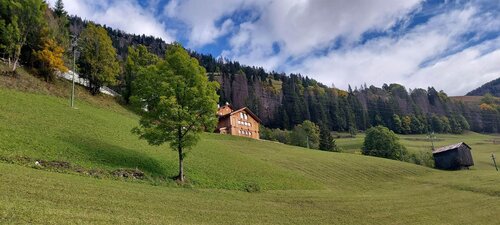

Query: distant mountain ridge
[{"left": 467, "top": 77, "right": 500, "bottom": 97}]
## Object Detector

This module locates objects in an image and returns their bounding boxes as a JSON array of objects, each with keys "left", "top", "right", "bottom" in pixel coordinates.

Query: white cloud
[
  {"left": 288, "top": 5, "right": 500, "bottom": 95},
  {"left": 220, "top": 0, "right": 423, "bottom": 68},
  {"left": 46, "top": 0, "right": 500, "bottom": 95},
  {"left": 164, "top": 0, "right": 257, "bottom": 47},
  {"left": 412, "top": 38, "right": 500, "bottom": 95},
  {"left": 46, "top": 0, "right": 175, "bottom": 43}
]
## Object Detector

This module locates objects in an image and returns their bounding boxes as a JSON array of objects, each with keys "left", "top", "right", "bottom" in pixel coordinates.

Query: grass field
[
  {"left": 336, "top": 132, "right": 500, "bottom": 170},
  {"left": 1, "top": 78, "right": 500, "bottom": 224}
]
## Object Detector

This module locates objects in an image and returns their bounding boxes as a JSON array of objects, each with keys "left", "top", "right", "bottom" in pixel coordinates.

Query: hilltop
[{"left": 467, "top": 77, "right": 500, "bottom": 97}]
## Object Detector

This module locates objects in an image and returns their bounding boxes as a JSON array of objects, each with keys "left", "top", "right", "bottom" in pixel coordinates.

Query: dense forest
[
  {"left": 467, "top": 77, "right": 500, "bottom": 97},
  {"left": 2, "top": 0, "right": 499, "bottom": 135},
  {"left": 68, "top": 16, "right": 500, "bottom": 134}
]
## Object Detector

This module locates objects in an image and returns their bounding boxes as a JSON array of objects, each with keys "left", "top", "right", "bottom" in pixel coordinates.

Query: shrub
[
  {"left": 244, "top": 182, "right": 261, "bottom": 193},
  {"left": 362, "top": 125, "right": 407, "bottom": 160},
  {"left": 405, "top": 151, "right": 435, "bottom": 168}
]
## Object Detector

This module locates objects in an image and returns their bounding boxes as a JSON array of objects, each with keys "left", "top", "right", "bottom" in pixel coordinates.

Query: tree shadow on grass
[{"left": 60, "top": 135, "right": 172, "bottom": 177}]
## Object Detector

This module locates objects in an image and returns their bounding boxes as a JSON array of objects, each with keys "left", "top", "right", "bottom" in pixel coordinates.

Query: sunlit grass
[{"left": 1, "top": 86, "right": 500, "bottom": 224}]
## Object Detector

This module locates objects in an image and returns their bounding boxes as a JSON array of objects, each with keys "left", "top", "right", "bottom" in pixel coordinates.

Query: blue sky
[{"left": 48, "top": 0, "right": 500, "bottom": 95}]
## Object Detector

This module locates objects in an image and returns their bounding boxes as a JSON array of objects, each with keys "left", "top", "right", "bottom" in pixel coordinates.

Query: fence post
[{"left": 492, "top": 154, "right": 498, "bottom": 171}]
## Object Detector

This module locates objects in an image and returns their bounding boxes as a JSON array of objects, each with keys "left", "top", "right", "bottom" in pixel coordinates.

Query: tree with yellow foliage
[{"left": 34, "top": 39, "right": 68, "bottom": 81}]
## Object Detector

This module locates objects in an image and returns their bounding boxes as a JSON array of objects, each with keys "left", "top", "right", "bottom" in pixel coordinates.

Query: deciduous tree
[
  {"left": 123, "top": 45, "right": 159, "bottom": 103},
  {"left": 33, "top": 39, "right": 68, "bottom": 81},
  {"left": 0, "top": 0, "right": 46, "bottom": 71},
  {"left": 291, "top": 120, "right": 320, "bottom": 149},
  {"left": 78, "top": 23, "right": 120, "bottom": 95},
  {"left": 362, "top": 125, "right": 407, "bottom": 160},
  {"left": 131, "top": 43, "right": 219, "bottom": 182}
]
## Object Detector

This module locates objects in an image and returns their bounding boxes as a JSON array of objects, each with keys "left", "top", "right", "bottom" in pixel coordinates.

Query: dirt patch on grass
[
  {"left": 112, "top": 168, "right": 145, "bottom": 179},
  {"left": 1, "top": 70, "right": 19, "bottom": 78},
  {"left": 0, "top": 155, "right": 146, "bottom": 180},
  {"left": 36, "top": 160, "right": 71, "bottom": 169}
]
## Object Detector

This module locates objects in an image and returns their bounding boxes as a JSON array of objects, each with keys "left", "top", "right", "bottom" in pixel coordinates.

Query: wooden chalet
[
  {"left": 432, "top": 142, "right": 474, "bottom": 170},
  {"left": 215, "top": 104, "right": 261, "bottom": 139}
]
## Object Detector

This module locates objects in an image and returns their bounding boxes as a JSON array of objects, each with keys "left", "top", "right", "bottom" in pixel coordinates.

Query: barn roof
[{"left": 432, "top": 142, "right": 471, "bottom": 154}]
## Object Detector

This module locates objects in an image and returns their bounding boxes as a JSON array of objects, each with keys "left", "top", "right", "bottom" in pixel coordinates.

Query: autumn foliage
[{"left": 34, "top": 39, "right": 68, "bottom": 81}]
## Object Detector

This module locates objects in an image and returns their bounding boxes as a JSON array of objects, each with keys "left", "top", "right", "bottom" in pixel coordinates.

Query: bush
[
  {"left": 362, "top": 126, "right": 407, "bottom": 160},
  {"left": 290, "top": 120, "right": 320, "bottom": 149},
  {"left": 260, "top": 126, "right": 291, "bottom": 144},
  {"left": 405, "top": 151, "right": 435, "bottom": 168},
  {"left": 244, "top": 182, "right": 261, "bottom": 193}
]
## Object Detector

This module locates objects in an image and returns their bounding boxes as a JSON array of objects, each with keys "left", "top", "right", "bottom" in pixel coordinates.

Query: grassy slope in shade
[{"left": 1, "top": 81, "right": 500, "bottom": 224}]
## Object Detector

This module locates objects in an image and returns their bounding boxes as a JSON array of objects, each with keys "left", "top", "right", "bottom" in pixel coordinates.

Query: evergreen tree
[
  {"left": 319, "top": 125, "right": 337, "bottom": 151},
  {"left": 392, "top": 114, "right": 402, "bottom": 134},
  {"left": 54, "top": 0, "right": 67, "bottom": 17}
]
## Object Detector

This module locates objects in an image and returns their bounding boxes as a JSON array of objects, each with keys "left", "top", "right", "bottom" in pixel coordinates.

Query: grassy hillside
[{"left": 1, "top": 80, "right": 500, "bottom": 224}]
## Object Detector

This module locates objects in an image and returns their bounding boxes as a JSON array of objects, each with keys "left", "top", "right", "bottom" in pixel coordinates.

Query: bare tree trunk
[
  {"left": 12, "top": 57, "right": 18, "bottom": 71},
  {"left": 177, "top": 126, "right": 185, "bottom": 182},
  {"left": 178, "top": 144, "right": 184, "bottom": 182},
  {"left": 12, "top": 36, "right": 26, "bottom": 72}
]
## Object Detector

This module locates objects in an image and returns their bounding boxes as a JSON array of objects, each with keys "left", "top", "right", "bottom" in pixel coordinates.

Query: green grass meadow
[{"left": 1, "top": 81, "right": 500, "bottom": 224}]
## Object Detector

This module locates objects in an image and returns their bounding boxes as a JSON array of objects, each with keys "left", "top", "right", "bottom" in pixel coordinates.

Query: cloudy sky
[{"left": 48, "top": 0, "right": 500, "bottom": 95}]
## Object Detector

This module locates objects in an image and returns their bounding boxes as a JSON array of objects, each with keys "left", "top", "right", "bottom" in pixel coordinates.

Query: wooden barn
[
  {"left": 432, "top": 142, "right": 474, "bottom": 170},
  {"left": 215, "top": 104, "right": 261, "bottom": 140}
]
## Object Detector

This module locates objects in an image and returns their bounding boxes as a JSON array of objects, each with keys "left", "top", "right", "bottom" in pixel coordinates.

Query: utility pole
[
  {"left": 492, "top": 153, "right": 498, "bottom": 171},
  {"left": 428, "top": 132, "right": 436, "bottom": 151},
  {"left": 70, "top": 35, "right": 77, "bottom": 108},
  {"left": 306, "top": 135, "right": 310, "bottom": 149}
]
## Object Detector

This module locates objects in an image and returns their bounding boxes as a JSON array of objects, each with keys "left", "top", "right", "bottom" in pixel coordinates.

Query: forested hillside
[
  {"left": 65, "top": 16, "right": 500, "bottom": 134},
  {"left": 467, "top": 77, "right": 500, "bottom": 97}
]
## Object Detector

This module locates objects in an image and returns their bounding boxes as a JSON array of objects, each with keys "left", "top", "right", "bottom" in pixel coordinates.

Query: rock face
[{"left": 215, "top": 73, "right": 282, "bottom": 125}]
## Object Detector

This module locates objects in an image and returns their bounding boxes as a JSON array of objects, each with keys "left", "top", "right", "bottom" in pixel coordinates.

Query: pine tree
[
  {"left": 319, "top": 125, "right": 337, "bottom": 151},
  {"left": 54, "top": 0, "right": 67, "bottom": 17}
]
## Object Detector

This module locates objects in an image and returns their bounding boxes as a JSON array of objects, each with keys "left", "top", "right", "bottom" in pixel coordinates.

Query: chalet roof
[
  {"left": 432, "top": 142, "right": 471, "bottom": 154},
  {"left": 219, "top": 107, "right": 262, "bottom": 123},
  {"left": 220, "top": 104, "right": 234, "bottom": 110}
]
